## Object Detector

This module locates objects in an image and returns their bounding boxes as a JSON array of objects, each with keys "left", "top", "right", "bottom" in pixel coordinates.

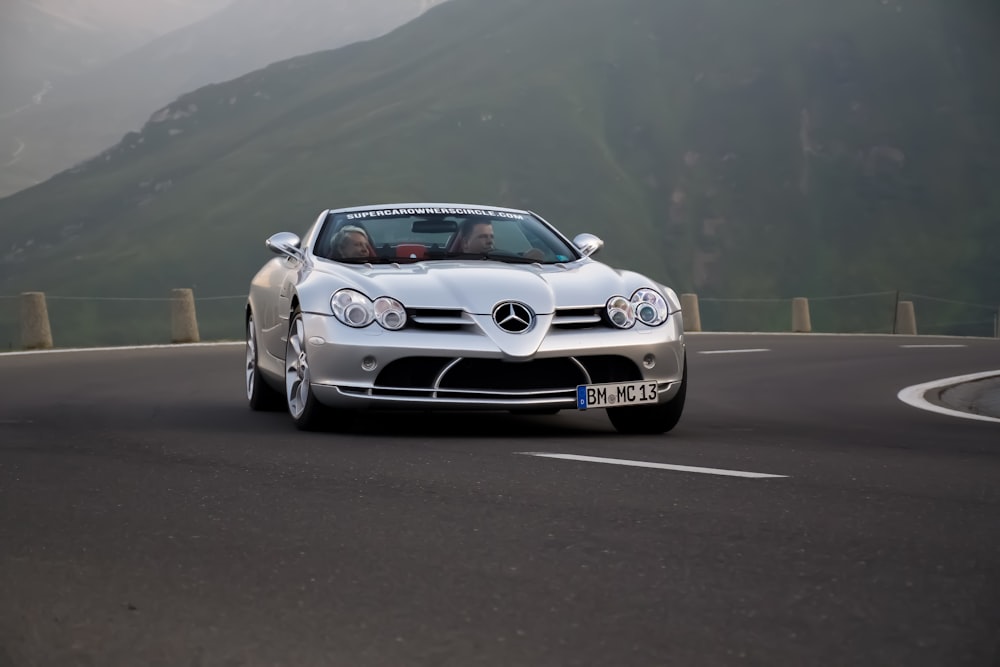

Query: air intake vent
[
  {"left": 407, "top": 308, "right": 469, "bottom": 330},
  {"left": 439, "top": 358, "right": 588, "bottom": 391},
  {"left": 553, "top": 307, "right": 603, "bottom": 329}
]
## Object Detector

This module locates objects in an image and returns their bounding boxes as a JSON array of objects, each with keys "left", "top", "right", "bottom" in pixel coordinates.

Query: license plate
[{"left": 576, "top": 381, "right": 658, "bottom": 410}]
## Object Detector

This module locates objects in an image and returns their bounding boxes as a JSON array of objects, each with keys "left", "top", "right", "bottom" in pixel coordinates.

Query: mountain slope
[
  {"left": 0, "top": 0, "right": 446, "bottom": 197},
  {"left": 0, "top": 0, "right": 997, "bottom": 343}
]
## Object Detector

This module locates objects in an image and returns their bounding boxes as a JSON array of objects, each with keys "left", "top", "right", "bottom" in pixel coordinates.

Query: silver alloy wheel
[
  {"left": 246, "top": 315, "right": 258, "bottom": 400},
  {"left": 285, "top": 315, "right": 310, "bottom": 419}
]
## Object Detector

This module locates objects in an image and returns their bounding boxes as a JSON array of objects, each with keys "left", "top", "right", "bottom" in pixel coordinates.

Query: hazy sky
[
  {"left": 0, "top": 0, "right": 448, "bottom": 197},
  {"left": 14, "top": 0, "right": 234, "bottom": 37}
]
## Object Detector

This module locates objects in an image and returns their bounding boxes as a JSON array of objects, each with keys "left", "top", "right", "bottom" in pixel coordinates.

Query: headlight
[
  {"left": 373, "top": 296, "right": 407, "bottom": 330},
  {"left": 606, "top": 296, "right": 635, "bottom": 329},
  {"left": 332, "top": 289, "right": 374, "bottom": 327},
  {"left": 332, "top": 290, "right": 408, "bottom": 330},
  {"left": 631, "top": 288, "right": 669, "bottom": 326}
]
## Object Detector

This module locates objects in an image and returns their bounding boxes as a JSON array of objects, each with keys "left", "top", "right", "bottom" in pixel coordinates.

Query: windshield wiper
[
  {"left": 337, "top": 256, "right": 406, "bottom": 265},
  {"left": 440, "top": 251, "right": 541, "bottom": 264}
]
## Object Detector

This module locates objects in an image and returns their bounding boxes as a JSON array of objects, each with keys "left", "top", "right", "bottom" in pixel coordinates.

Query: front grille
[
  {"left": 368, "top": 354, "right": 641, "bottom": 401},
  {"left": 438, "top": 358, "right": 587, "bottom": 391}
]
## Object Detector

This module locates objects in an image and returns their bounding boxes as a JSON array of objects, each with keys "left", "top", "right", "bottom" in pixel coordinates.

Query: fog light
[
  {"left": 643, "top": 354, "right": 656, "bottom": 369},
  {"left": 361, "top": 356, "right": 378, "bottom": 372}
]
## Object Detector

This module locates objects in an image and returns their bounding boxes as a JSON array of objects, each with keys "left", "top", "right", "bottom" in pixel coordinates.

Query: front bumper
[{"left": 302, "top": 310, "right": 685, "bottom": 410}]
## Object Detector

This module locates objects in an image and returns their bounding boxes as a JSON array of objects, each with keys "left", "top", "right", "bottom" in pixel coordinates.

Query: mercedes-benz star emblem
[{"left": 492, "top": 302, "right": 534, "bottom": 334}]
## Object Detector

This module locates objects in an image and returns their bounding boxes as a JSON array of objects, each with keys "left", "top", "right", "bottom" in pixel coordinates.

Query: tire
[
  {"left": 607, "top": 358, "right": 687, "bottom": 435},
  {"left": 284, "top": 307, "right": 329, "bottom": 431},
  {"left": 246, "top": 312, "right": 284, "bottom": 411}
]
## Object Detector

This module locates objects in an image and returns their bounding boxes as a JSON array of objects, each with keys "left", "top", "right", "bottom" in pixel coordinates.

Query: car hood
[{"left": 313, "top": 260, "right": 649, "bottom": 314}]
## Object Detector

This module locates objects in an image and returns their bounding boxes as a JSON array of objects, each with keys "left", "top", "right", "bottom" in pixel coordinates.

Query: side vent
[
  {"left": 552, "top": 307, "right": 603, "bottom": 329},
  {"left": 407, "top": 308, "right": 470, "bottom": 331}
]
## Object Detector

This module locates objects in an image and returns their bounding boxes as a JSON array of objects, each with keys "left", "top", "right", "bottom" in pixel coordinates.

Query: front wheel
[
  {"left": 607, "top": 361, "right": 687, "bottom": 435},
  {"left": 285, "top": 308, "right": 329, "bottom": 431},
  {"left": 247, "top": 312, "right": 284, "bottom": 411}
]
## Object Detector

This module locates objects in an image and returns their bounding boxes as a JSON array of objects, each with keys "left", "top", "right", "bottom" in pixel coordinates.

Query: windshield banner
[{"left": 346, "top": 207, "right": 526, "bottom": 221}]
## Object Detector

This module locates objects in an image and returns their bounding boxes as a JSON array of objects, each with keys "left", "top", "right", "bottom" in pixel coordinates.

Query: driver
[
  {"left": 459, "top": 219, "right": 495, "bottom": 253},
  {"left": 455, "top": 218, "right": 545, "bottom": 260}
]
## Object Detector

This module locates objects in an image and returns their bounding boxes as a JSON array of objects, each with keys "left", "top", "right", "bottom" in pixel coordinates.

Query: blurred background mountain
[
  {"left": 0, "top": 0, "right": 229, "bottom": 90},
  {"left": 0, "top": 0, "right": 997, "bottom": 345},
  {"left": 0, "top": 0, "right": 445, "bottom": 196}
]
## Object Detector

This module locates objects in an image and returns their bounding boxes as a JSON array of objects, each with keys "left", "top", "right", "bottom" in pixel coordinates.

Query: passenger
[{"left": 331, "top": 225, "right": 373, "bottom": 259}]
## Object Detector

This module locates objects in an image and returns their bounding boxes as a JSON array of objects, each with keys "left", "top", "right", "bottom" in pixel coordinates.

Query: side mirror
[
  {"left": 266, "top": 232, "right": 302, "bottom": 259},
  {"left": 573, "top": 233, "right": 604, "bottom": 258}
]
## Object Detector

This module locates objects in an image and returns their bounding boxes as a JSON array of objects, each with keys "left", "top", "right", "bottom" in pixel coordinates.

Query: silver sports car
[{"left": 245, "top": 203, "right": 687, "bottom": 433}]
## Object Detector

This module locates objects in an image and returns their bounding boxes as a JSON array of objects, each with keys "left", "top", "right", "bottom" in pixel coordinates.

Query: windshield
[{"left": 314, "top": 206, "right": 581, "bottom": 264}]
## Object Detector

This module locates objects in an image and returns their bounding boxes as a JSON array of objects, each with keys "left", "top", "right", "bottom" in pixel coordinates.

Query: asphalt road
[{"left": 1, "top": 334, "right": 999, "bottom": 667}]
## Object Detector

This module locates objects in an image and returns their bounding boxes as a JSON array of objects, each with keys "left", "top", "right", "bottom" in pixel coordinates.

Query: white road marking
[
  {"left": 0, "top": 342, "right": 242, "bottom": 357},
  {"left": 900, "top": 344, "right": 967, "bottom": 349},
  {"left": 698, "top": 348, "right": 771, "bottom": 355},
  {"left": 897, "top": 370, "right": 1000, "bottom": 424},
  {"left": 518, "top": 452, "right": 788, "bottom": 479}
]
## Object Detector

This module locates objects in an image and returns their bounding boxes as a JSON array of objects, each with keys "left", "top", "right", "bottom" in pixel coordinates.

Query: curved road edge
[{"left": 898, "top": 370, "right": 1000, "bottom": 424}]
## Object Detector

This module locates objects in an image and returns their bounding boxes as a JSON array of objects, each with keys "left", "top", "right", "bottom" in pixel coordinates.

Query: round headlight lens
[
  {"left": 332, "top": 289, "right": 374, "bottom": 328},
  {"left": 631, "top": 288, "right": 669, "bottom": 326},
  {"left": 606, "top": 296, "right": 635, "bottom": 329},
  {"left": 373, "top": 297, "right": 407, "bottom": 331}
]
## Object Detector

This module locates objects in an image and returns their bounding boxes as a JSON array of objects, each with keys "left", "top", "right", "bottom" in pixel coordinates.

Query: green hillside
[{"left": 0, "top": 0, "right": 998, "bottom": 345}]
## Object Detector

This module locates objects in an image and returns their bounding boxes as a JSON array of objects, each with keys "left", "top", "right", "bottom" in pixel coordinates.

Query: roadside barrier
[
  {"left": 895, "top": 300, "right": 918, "bottom": 336},
  {"left": 792, "top": 297, "right": 812, "bottom": 333},
  {"left": 1, "top": 291, "right": 246, "bottom": 350},
  {"left": 170, "top": 288, "right": 201, "bottom": 344},
  {"left": 1, "top": 290, "right": 997, "bottom": 350},
  {"left": 685, "top": 291, "right": 998, "bottom": 339},
  {"left": 20, "top": 292, "right": 53, "bottom": 350},
  {"left": 680, "top": 293, "right": 701, "bottom": 332}
]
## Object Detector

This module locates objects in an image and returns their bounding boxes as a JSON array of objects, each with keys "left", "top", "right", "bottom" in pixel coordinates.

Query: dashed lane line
[
  {"left": 899, "top": 344, "right": 967, "bottom": 349},
  {"left": 518, "top": 452, "right": 788, "bottom": 479}
]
